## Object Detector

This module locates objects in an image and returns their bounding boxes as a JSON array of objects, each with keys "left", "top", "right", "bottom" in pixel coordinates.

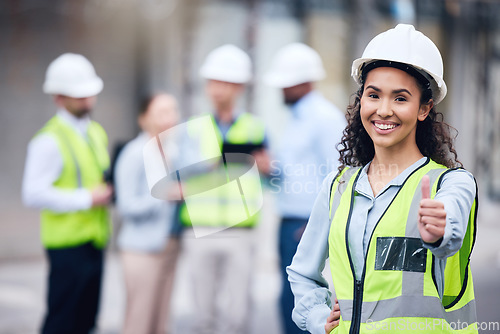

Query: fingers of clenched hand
[
  {"left": 419, "top": 205, "right": 446, "bottom": 219},
  {"left": 325, "top": 317, "right": 339, "bottom": 334},
  {"left": 419, "top": 200, "right": 445, "bottom": 222},
  {"left": 421, "top": 223, "right": 445, "bottom": 239},
  {"left": 325, "top": 298, "right": 340, "bottom": 334},
  {"left": 91, "top": 184, "right": 113, "bottom": 207},
  {"left": 418, "top": 177, "right": 446, "bottom": 243},
  {"left": 327, "top": 302, "right": 340, "bottom": 322},
  {"left": 333, "top": 298, "right": 340, "bottom": 314}
]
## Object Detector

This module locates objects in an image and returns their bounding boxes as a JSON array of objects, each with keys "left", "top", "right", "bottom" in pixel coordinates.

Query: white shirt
[
  {"left": 22, "top": 109, "right": 93, "bottom": 212},
  {"left": 270, "top": 91, "right": 347, "bottom": 219}
]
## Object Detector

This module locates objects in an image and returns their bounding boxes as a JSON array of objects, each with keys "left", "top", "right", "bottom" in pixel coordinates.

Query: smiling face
[{"left": 360, "top": 66, "right": 432, "bottom": 155}]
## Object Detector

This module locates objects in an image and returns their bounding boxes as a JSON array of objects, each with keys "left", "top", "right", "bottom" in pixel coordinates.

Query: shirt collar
[
  {"left": 290, "top": 90, "right": 317, "bottom": 118},
  {"left": 356, "top": 157, "right": 429, "bottom": 198},
  {"left": 138, "top": 131, "right": 151, "bottom": 141},
  {"left": 214, "top": 109, "right": 243, "bottom": 126},
  {"left": 56, "top": 108, "right": 91, "bottom": 137}
]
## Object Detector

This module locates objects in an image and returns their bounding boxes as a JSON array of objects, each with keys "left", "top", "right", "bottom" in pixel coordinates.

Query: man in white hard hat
[
  {"left": 180, "top": 44, "right": 270, "bottom": 334},
  {"left": 263, "top": 43, "right": 346, "bottom": 334},
  {"left": 22, "top": 53, "right": 112, "bottom": 334}
]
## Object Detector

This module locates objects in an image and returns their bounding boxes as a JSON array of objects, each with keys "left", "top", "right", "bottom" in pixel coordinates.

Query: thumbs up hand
[{"left": 418, "top": 175, "right": 446, "bottom": 244}]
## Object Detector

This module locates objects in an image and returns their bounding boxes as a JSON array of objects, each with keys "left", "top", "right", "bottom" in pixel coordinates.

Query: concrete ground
[
  {"left": 0, "top": 193, "right": 284, "bottom": 334},
  {"left": 1, "top": 195, "right": 499, "bottom": 334},
  {"left": 0, "top": 249, "right": 283, "bottom": 334}
]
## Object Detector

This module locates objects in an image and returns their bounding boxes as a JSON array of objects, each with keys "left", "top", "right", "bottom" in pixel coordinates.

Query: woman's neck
[
  {"left": 368, "top": 147, "right": 424, "bottom": 196},
  {"left": 373, "top": 146, "right": 423, "bottom": 170}
]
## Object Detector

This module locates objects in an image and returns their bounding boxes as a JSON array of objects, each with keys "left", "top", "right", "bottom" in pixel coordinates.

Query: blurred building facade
[{"left": 1, "top": 0, "right": 499, "bottom": 258}]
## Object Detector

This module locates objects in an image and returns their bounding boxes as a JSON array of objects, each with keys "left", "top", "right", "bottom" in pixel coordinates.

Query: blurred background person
[
  {"left": 263, "top": 43, "right": 346, "bottom": 334},
  {"left": 180, "top": 44, "right": 270, "bottom": 334},
  {"left": 115, "top": 93, "right": 182, "bottom": 334},
  {"left": 21, "top": 53, "right": 112, "bottom": 334}
]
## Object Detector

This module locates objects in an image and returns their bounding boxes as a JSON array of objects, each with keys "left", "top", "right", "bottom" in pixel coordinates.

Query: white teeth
[{"left": 375, "top": 123, "right": 396, "bottom": 130}]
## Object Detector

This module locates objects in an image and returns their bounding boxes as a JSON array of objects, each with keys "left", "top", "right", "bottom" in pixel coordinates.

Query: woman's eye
[
  {"left": 368, "top": 93, "right": 379, "bottom": 99},
  {"left": 395, "top": 96, "right": 407, "bottom": 102}
]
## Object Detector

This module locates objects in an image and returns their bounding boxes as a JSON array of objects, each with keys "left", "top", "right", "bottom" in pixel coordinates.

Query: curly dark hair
[{"left": 337, "top": 83, "right": 462, "bottom": 172}]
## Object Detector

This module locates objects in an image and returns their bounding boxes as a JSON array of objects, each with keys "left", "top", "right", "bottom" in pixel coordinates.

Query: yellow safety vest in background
[
  {"left": 328, "top": 159, "right": 478, "bottom": 333},
  {"left": 180, "top": 112, "right": 266, "bottom": 228},
  {"left": 37, "top": 116, "right": 111, "bottom": 249}
]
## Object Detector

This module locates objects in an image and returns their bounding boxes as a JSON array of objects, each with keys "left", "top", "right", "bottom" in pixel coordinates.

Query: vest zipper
[
  {"left": 350, "top": 280, "right": 363, "bottom": 334},
  {"left": 344, "top": 159, "right": 430, "bottom": 334},
  {"left": 343, "top": 171, "right": 363, "bottom": 334}
]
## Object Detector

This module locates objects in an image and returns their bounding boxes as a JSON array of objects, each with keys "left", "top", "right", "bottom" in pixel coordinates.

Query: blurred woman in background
[{"left": 115, "top": 93, "right": 182, "bottom": 334}]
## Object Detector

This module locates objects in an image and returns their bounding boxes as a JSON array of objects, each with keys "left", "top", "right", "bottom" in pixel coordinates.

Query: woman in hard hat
[
  {"left": 287, "top": 24, "right": 478, "bottom": 334},
  {"left": 115, "top": 93, "right": 182, "bottom": 334}
]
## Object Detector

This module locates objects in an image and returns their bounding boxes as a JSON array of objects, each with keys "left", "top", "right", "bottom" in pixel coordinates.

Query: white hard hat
[
  {"left": 43, "top": 53, "right": 103, "bottom": 98},
  {"left": 263, "top": 43, "right": 326, "bottom": 88},
  {"left": 351, "top": 24, "right": 447, "bottom": 104},
  {"left": 200, "top": 44, "right": 252, "bottom": 84}
]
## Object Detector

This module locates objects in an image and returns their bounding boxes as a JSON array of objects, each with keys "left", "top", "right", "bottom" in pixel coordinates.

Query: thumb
[{"left": 421, "top": 175, "right": 430, "bottom": 200}]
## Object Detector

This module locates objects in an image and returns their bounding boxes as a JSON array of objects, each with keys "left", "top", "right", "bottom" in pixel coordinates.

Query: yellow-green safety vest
[
  {"left": 179, "top": 112, "right": 266, "bottom": 228},
  {"left": 328, "top": 159, "right": 478, "bottom": 334},
  {"left": 37, "top": 116, "right": 111, "bottom": 249}
]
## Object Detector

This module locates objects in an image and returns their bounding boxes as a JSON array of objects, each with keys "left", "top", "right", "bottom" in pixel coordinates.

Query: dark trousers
[
  {"left": 279, "top": 217, "right": 308, "bottom": 334},
  {"left": 42, "top": 242, "right": 104, "bottom": 334}
]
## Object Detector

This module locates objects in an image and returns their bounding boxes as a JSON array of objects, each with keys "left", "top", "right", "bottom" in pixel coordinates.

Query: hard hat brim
[
  {"left": 43, "top": 77, "right": 103, "bottom": 98},
  {"left": 199, "top": 68, "right": 251, "bottom": 84},
  {"left": 351, "top": 57, "right": 447, "bottom": 104}
]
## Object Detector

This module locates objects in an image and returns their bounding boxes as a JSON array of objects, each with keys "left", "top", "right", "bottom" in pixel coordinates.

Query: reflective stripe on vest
[
  {"left": 180, "top": 112, "right": 265, "bottom": 228},
  {"left": 38, "top": 116, "right": 111, "bottom": 249},
  {"left": 328, "top": 159, "right": 478, "bottom": 334}
]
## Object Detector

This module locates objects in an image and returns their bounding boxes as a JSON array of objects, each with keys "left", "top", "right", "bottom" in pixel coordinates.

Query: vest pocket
[{"left": 375, "top": 237, "right": 427, "bottom": 272}]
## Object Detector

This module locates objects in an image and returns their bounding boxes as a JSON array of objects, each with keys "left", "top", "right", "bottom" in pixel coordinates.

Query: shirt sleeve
[
  {"left": 423, "top": 168, "right": 476, "bottom": 258},
  {"left": 22, "top": 134, "right": 92, "bottom": 212},
  {"left": 115, "top": 141, "right": 167, "bottom": 220},
  {"left": 287, "top": 172, "right": 337, "bottom": 334}
]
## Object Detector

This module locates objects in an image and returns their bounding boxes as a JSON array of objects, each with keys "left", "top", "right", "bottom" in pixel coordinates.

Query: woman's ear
[{"left": 418, "top": 99, "right": 433, "bottom": 121}]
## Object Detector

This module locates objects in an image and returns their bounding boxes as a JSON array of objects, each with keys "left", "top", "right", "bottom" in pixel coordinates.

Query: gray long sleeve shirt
[{"left": 286, "top": 157, "right": 476, "bottom": 334}]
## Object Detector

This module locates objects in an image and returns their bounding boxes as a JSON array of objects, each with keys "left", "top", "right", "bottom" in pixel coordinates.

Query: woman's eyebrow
[
  {"left": 393, "top": 88, "right": 412, "bottom": 96},
  {"left": 365, "top": 85, "right": 380, "bottom": 92},
  {"left": 366, "top": 85, "right": 413, "bottom": 97}
]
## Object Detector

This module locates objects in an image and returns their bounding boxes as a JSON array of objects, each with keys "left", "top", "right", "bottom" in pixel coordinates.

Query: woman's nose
[{"left": 376, "top": 99, "right": 394, "bottom": 118}]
